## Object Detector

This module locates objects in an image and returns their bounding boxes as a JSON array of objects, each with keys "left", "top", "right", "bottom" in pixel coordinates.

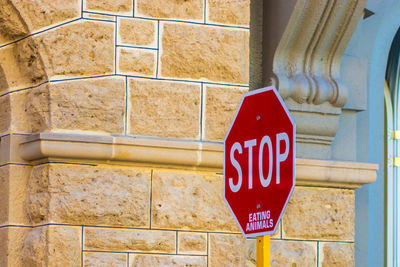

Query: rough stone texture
[
  {"left": 129, "top": 254, "right": 207, "bottom": 267},
  {"left": 0, "top": 165, "right": 32, "bottom": 226},
  {"left": 0, "top": 166, "right": 7, "bottom": 225},
  {"left": 129, "top": 78, "right": 200, "bottom": 139},
  {"left": 9, "top": 78, "right": 125, "bottom": 134},
  {"left": 0, "top": 95, "right": 10, "bottom": 134},
  {"left": 204, "top": 85, "right": 248, "bottom": 141},
  {"left": 151, "top": 170, "right": 238, "bottom": 232},
  {"left": 0, "top": 228, "right": 6, "bottom": 266},
  {"left": 0, "top": 166, "right": 32, "bottom": 226},
  {"left": 118, "top": 18, "right": 156, "bottom": 47},
  {"left": 208, "top": 234, "right": 248, "bottom": 266},
  {"left": 282, "top": 186, "right": 355, "bottom": 241},
  {"left": 0, "top": 0, "right": 28, "bottom": 45},
  {"left": 160, "top": 23, "right": 249, "bottom": 84},
  {"left": 49, "top": 77, "right": 125, "bottom": 134},
  {"left": 270, "top": 240, "right": 317, "bottom": 267},
  {"left": 9, "top": 83, "right": 50, "bottom": 134},
  {"left": 319, "top": 242, "right": 354, "bottom": 267},
  {"left": 118, "top": 48, "right": 156, "bottom": 77},
  {"left": 22, "top": 225, "right": 81, "bottom": 267},
  {"left": 11, "top": 0, "right": 80, "bottom": 32},
  {"left": 84, "top": 228, "right": 176, "bottom": 253},
  {"left": 0, "top": 227, "right": 32, "bottom": 267},
  {"left": 35, "top": 20, "right": 114, "bottom": 79},
  {"left": 136, "top": 0, "right": 203, "bottom": 21},
  {"left": 0, "top": 66, "right": 8, "bottom": 93},
  {"left": 0, "top": 6, "right": 48, "bottom": 91},
  {"left": 207, "top": 0, "right": 250, "bottom": 26},
  {"left": 0, "top": 38, "right": 47, "bottom": 92},
  {"left": 86, "top": 0, "right": 133, "bottom": 15},
  {"left": 246, "top": 239, "right": 256, "bottom": 267},
  {"left": 178, "top": 232, "right": 207, "bottom": 255},
  {"left": 84, "top": 252, "right": 127, "bottom": 267},
  {"left": 26, "top": 164, "right": 151, "bottom": 227},
  {"left": 22, "top": 227, "right": 47, "bottom": 266},
  {"left": 0, "top": 47, "right": 18, "bottom": 93}
]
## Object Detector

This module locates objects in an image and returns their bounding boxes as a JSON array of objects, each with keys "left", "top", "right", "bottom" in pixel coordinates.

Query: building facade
[{"left": 1, "top": 0, "right": 399, "bottom": 266}]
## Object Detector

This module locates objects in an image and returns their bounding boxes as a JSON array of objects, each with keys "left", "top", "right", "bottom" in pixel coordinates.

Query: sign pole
[{"left": 256, "top": 235, "right": 270, "bottom": 267}]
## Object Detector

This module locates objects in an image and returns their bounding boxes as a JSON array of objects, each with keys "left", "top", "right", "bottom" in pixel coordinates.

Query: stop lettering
[{"left": 228, "top": 132, "right": 289, "bottom": 192}]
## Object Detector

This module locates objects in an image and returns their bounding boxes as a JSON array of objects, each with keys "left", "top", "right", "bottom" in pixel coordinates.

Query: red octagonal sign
[{"left": 224, "top": 86, "right": 295, "bottom": 237}]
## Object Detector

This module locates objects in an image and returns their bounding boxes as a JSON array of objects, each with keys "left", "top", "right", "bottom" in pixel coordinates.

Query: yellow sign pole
[{"left": 256, "top": 235, "right": 270, "bottom": 267}]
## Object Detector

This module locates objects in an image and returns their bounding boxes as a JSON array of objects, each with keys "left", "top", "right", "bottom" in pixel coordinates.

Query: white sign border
[{"left": 223, "top": 86, "right": 296, "bottom": 238}]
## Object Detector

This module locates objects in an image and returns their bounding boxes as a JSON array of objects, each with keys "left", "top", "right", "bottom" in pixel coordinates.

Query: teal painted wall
[{"left": 346, "top": 1, "right": 400, "bottom": 265}]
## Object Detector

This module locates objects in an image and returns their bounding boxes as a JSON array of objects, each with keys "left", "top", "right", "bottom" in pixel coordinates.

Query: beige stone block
[
  {"left": 0, "top": 1, "right": 29, "bottom": 45},
  {"left": 0, "top": 66, "right": 9, "bottom": 94},
  {"left": 160, "top": 23, "right": 249, "bottom": 84},
  {"left": 0, "top": 39, "right": 47, "bottom": 92},
  {"left": 10, "top": 84, "right": 50, "bottom": 134},
  {"left": 7, "top": 165, "right": 31, "bottom": 225},
  {"left": 246, "top": 239, "right": 256, "bottom": 267},
  {"left": 129, "top": 78, "right": 200, "bottom": 139},
  {"left": 21, "top": 227, "right": 47, "bottom": 266},
  {"left": 0, "top": 165, "right": 32, "bottom": 226},
  {"left": 49, "top": 77, "right": 125, "bottom": 134},
  {"left": 117, "top": 47, "right": 156, "bottom": 77},
  {"left": 22, "top": 225, "right": 82, "bottom": 267},
  {"left": 11, "top": 0, "right": 80, "bottom": 32},
  {"left": 0, "top": 95, "right": 10, "bottom": 134},
  {"left": 1, "top": 227, "right": 32, "bottom": 267},
  {"left": 85, "top": 0, "right": 133, "bottom": 15},
  {"left": 0, "top": 47, "right": 18, "bottom": 93},
  {"left": 204, "top": 85, "right": 248, "bottom": 141},
  {"left": 136, "top": 0, "right": 203, "bottom": 21},
  {"left": 0, "top": 135, "right": 9, "bottom": 166},
  {"left": 118, "top": 18, "right": 157, "bottom": 47},
  {"left": 84, "top": 252, "right": 127, "bottom": 267},
  {"left": 207, "top": 0, "right": 250, "bottom": 26},
  {"left": 129, "top": 254, "right": 207, "bottom": 267},
  {"left": 270, "top": 240, "right": 317, "bottom": 266},
  {"left": 151, "top": 170, "right": 238, "bottom": 232},
  {"left": 10, "top": 78, "right": 124, "bottom": 135},
  {"left": 35, "top": 20, "right": 114, "bottom": 79},
  {"left": 208, "top": 235, "right": 266, "bottom": 267},
  {"left": 0, "top": 228, "right": 6, "bottom": 266},
  {"left": 282, "top": 187, "right": 355, "bottom": 241},
  {"left": 1, "top": 226, "right": 81, "bottom": 266},
  {"left": 0, "top": 166, "right": 8, "bottom": 226},
  {"left": 26, "top": 164, "right": 151, "bottom": 227},
  {"left": 84, "top": 227, "right": 176, "bottom": 253},
  {"left": 208, "top": 234, "right": 248, "bottom": 266},
  {"left": 178, "top": 232, "right": 207, "bottom": 255},
  {"left": 13, "top": 38, "right": 48, "bottom": 85},
  {"left": 319, "top": 242, "right": 354, "bottom": 267}
]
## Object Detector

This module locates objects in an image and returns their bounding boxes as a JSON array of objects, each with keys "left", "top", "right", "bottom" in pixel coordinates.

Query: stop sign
[{"left": 224, "top": 86, "right": 295, "bottom": 237}]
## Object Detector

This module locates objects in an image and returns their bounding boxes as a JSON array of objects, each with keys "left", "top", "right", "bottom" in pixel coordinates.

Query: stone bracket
[
  {"left": 273, "top": 0, "right": 366, "bottom": 107},
  {"left": 18, "top": 132, "right": 378, "bottom": 188},
  {"left": 266, "top": 0, "right": 367, "bottom": 158}
]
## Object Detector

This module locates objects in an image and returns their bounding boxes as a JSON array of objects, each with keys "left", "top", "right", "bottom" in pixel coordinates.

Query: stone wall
[
  {"left": 0, "top": 0, "right": 359, "bottom": 266},
  {"left": 1, "top": 163, "right": 355, "bottom": 266}
]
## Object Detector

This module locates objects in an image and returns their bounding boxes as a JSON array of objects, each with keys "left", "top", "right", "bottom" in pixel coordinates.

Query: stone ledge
[{"left": 19, "top": 132, "right": 378, "bottom": 188}]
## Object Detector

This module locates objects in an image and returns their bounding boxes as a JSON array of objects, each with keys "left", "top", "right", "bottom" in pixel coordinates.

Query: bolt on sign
[{"left": 223, "top": 86, "right": 295, "bottom": 237}]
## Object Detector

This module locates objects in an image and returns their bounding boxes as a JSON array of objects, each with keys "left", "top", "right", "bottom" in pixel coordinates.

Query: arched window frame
[{"left": 385, "top": 28, "right": 400, "bottom": 266}]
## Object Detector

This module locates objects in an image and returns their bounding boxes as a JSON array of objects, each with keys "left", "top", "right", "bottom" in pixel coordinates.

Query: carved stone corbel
[{"left": 268, "top": 0, "right": 366, "bottom": 158}]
